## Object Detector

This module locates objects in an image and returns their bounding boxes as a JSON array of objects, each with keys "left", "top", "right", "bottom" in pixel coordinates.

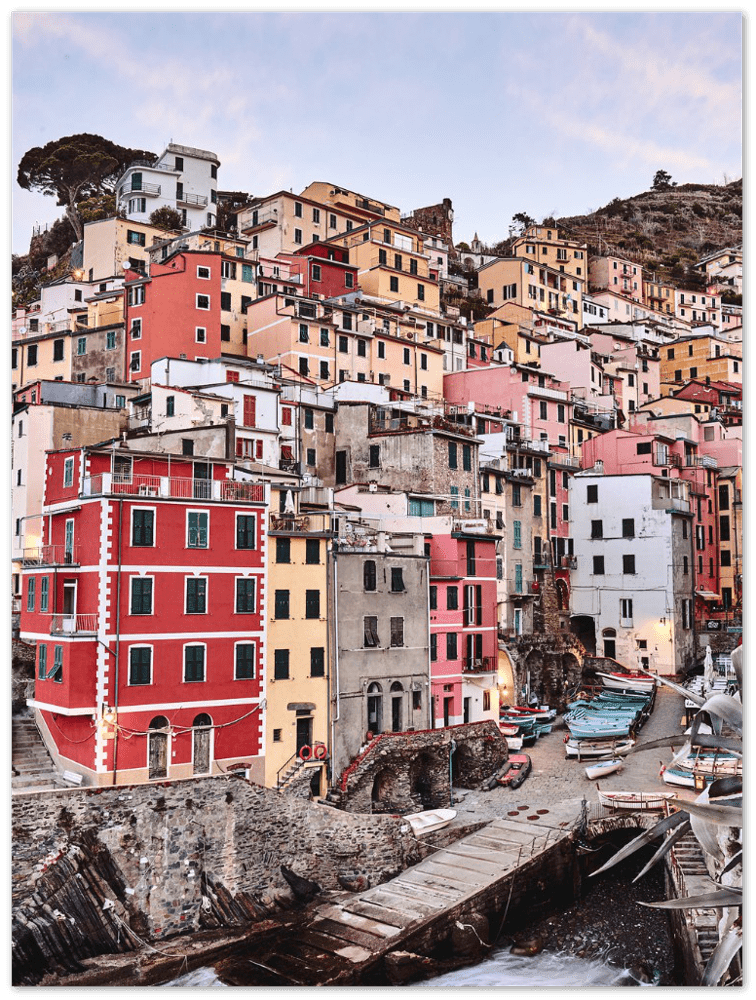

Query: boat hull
[
  {"left": 565, "top": 739, "right": 635, "bottom": 759},
  {"left": 404, "top": 808, "right": 457, "bottom": 835},
  {"left": 585, "top": 759, "right": 623, "bottom": 780},
  {"left": 598, "top": 790, "right": 674, "bottom": 811}
]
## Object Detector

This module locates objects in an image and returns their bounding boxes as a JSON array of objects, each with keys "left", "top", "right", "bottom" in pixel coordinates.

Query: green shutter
[
  {"left": 27, "top": 577, "right": 35, "bottom": 611},
  {"left": 39, "top": 576, "right": 49, "bottom": 612},
  {"left": 235, "top": 644, "right": 255, "bottom": 679},
  {"left": 38, "top": 645, "right": 47, "bottom": 679},
  {"left": 188, "top": 512, "right": 207, "bottom": 547},
  {"left": 513, "top": 521, "right": 522, "bottom": 549}
]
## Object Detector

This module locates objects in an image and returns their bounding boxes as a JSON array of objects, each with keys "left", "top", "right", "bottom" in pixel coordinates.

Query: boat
[
  {"left": 496, "top": 753, "right": 532, "bottom": 789},
  {"left": 504, "top": 735, "right": 524, "bottom": 751},
  {"left": 584, "top": 758, "right": 623, "bottom": 780},
  {"left": 566, "top": 720, "right": 632, "bottom": 740},
  {"left": 404, "top": 808, "right": 457, "bottom": 835},
  {"left": 597, "top": 789, "right": 675, "bottom": 812},
  {"left": 502, "top": 705, "right": 556, "bottom": 723},
  {"left": 535, "top": 722, "right": 553, "bottom": 737},
  {"left": 499, "top": 722, "right": 520, "bottom": 737},
  {"left": 597, "top": 671, "right": 656, "bottom": 693},
  {"left": 661, "top": 752, "right": 742, "bottom": 788},
  {"left": 565, "top": 737, "right": 635, "bottom": 759}
]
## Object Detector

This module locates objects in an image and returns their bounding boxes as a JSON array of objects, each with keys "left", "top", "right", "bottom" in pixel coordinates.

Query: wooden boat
[
  {"left": 499, "top": 722, "right": 520, "bottom": 737},
  {"left": 584, "top": 758, "right": 623, "bottom": 780},
  {"left": 535, "top": 721, "right": 553, "bottom": 737},
  {"left": 597, "top": 789, "right": 675, "bottom": 812},
  {"left": 496, "top": 754, "right": 532, "bottom": 789},
  {"left": 404, "top": 808, "right": 456, "bottom": 835},
  {"left": 661, "top": 753, "right": 741, "bottom": 788},
  {"left": 567, "top": 720, "right": 632, "bottom": 740},
  {"left": 502, "top": 705, "right": 556, "bottom": 722},
  {"left": 565, "top": 737, "right": 635, "bottom": 759},
  {"left": 597, "top": 671, "right": 656, "bottom": 693}
]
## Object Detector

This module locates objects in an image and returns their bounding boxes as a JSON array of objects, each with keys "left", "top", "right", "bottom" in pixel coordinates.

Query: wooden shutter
[
  {"left": 243, "top": 395, "right": 256, "bottom": 427},
  {"left": 390, "top": 617, "right": 404, "bottom": 647}
]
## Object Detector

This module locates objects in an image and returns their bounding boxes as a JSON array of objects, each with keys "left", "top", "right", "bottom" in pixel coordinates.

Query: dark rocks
[{"left": 337, "top": 873, "right": 370, "bottom": 893}]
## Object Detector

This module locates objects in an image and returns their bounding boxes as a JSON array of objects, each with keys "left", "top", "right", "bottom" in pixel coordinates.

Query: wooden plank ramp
[{"left": 256, "top": 813, "right": 571, "bottom": 984}]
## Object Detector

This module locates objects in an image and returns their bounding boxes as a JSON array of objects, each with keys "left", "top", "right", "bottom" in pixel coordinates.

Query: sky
[{"left": 11, "top": 9, "right": 743, "bottom": 255}]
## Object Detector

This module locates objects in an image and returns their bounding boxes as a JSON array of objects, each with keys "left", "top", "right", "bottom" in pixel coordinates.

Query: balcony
[
  {"left": 177, "top": 192, "right": 208, "bottom": 208},
  {"left": 269, "top": 513, "right": 332, "bottom": 535},
  {"left": 452, "top": 518, "right": 496, "bottom": 536},
  {"left": 462, "top": 655, "right": 496, "bottom": 675},
  {"left": 240, "top": 210, "right": 278, "bottom": 233},
  {"left": 83, "top": 473, "right": 265, "bottom": 504},
  {"left": 49, "top": 614, "right": 98, "bottom": 635},
  {"left": 685, "top": 455, "right": 718, "bottom": 469},
  {"left": 130, "top": 181, "right": 161, "bottom": 197},
  {"left": 22, "top": 545, "right": 79, "bottom": 568},
  {"left": 653, "top": 450, "right": 683, "bottom": 468}
]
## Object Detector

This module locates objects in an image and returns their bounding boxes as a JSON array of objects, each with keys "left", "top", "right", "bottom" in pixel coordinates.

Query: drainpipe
[
  {"left": 111, "top": 499, "right": 123, "bottom": 784},
  {"left": 330, "top": 549, "right": 340, "bottom": 783},
  {"left": 449, "top": 738, "right": 456, "bottom": 807}
]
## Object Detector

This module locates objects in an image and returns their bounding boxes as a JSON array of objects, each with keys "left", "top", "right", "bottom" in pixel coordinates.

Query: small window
[
  {"left": 592, "top": 555, "right": 605, "bottom": 575},
  {"left": 622, "top": 518, "right": 635, "bottom": 538},
  {"left": 446, "top": 587, "right": 458, "bottom": 611},
  {"left": 185, "top": 577, "right": 207, "bottom": 614},
  {"left": 586, "top": 484, "right": 598, "bottom": 503},
  {"left": 306, "top": 538, "right": 320, "bottom": 564},
  {"left": 364, "top": 560, "right": 377, "bottom": 592},
  {"left": 364, "top": 616, "right": 379, "bottom": 647},
  {"left": 306, "top": 448, "right": 316, "bottom": 466},
  {"left": 235, "top": 643, "right": 255, "bottom": 680},
  {"left": 429, "top": 585, "right": 437, "bottom": 610},
  {"left": 63, "top": 457, "right": 74, "bottom": 488},
  {"left": 130, "top": 577, "right": 153, "bottom": 615},
  {"left": 446, "top": 632, "right": 457, "bottom": 660},
  {"left": 391, "top": 568, "right": 405, "bottom": 592},
  {"left": 305, "top": 590, "right": 320, "bottom": 619},
  {"left": 390, "top": 617, "right": 404, "bottom": 647},
  {"left": 369, "top": 444, "right": 380, "bottom": 469},
  {"left": 187, "top": 511, "right": 208, "bottom": 548},
  {"left": 275, "top": 590, "right": 290, "bottom": 619},
  {"left": 448, "top": 442, "right": 458, "bottom": 469},
  {"left": 276, "top": 537, "right": 291, "bottom": 563},
  {"left": 184, "top": 645, "right": 205, "bottom": 683},
  {"left": 196, "top": 294, "right": 210, "bottom": 310},
  {"left": 129, "top": 647, "right": 152, "bottom": 685},
  {"left": 623, "top": 554, "right": 636, "bottom": 575},
  {"left": 310, "top": 647, "right": 325, "bottom": 678},
  {"left": 591, "top": 520, "right": 603, "bottom": 539},
  {"left": 132, "top": 509, "right": 154, "bottom": 547},
  {"left": 236, "top": 514, "right": 256, "bottom": 549},
  {"left": 235, "top": 577, "right": 256, "bottom": 613}
]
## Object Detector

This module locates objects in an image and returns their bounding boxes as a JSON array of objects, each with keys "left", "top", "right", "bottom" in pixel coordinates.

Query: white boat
[
  {"left": 565, "top": 737, "right": 635, "bottom": 759},
  {"left": 597, "top": 671, "right": 656, "bottom": 693},
  {"left": 505, "top": 735, "right": 524, "bottom": 751},
  {"left": 597, "top": 789, "right": 675, "bottom": 812},
  {"left": 584, "top": 758, "right": 624, "bottom": 780},
  {"left": 404, "top": 808, "right": 456, "bottom": 835}
]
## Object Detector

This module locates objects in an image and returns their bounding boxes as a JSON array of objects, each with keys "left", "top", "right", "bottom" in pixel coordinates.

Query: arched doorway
[
  {"left": 409, "top": 751, "right": 437, "bottom": 807},
  {"left": 148, "top": 716, "right": 169, "bottom": 780},
  {"left": 570, "top": 615, "right": 596, "bottom": 655},
  {"left": 367, "top": 682, "right": 383, "bottom": 736},
  {"left": 451, "top": 741, "right": 475, "bottom": 787},
  {"left": 390, "top": 681, "right": 403, "bottom": 732},
  {"left": 371, "top": 767, "right": 398, "bottom": 809},
  {"left": 602, "top": 628, "right": 617, "bottom": 660},
  {"left": 192, "top": 713, "right": 212, "bottom": 775},
  {"left": 556, "top": 579, "right": 569, "bottom": 611}
]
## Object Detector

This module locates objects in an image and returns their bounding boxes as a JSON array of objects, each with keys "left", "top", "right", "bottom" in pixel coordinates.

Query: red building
[
  {"left": 428, "top": 524, "right": 499, "bottom": 727},
  {"left": 289, "top": 241, "right": 359, "bottom": 299},
  {"left": 20, "top": 446, "right": 267, "bottom": 785}
]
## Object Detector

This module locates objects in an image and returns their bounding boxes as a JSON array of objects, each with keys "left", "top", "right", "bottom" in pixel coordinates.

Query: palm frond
[
  {"left": 632, "top": 820, "right": 691, "bottom": 883},
  {"left": 701, "top": 923, "right": 742, "bottom": 987},
  {"left": 589, "top": 810, "right": 689, "bottom": 877},
  {"left": 639, "top": 887, "right": 742, "bottom": 909}
]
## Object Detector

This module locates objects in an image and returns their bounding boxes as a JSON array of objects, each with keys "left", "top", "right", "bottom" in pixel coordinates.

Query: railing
[
  {"left": 269, "top": 514, "right": 312, "bottom": 533},
  {"left": 685, "top": 455, "right": 718, "bottom": 469},
  {"left": 240, "top": 210, "right": 278, "bottom": 231},
  {"left": 653, "top": 450, "right": 682, "bottom": 467},
  {"left": 49, "top": 614, "right": 98, "bottom": 635},
  {"left": 452, "top": 518, "right": 493, "bottom": 536},
  {"left": 130, "top": 181, "right": 161, "bottom": 196},
  {"left": 22, "top": 545, "right": 79, "bottom": 567},
  {"left": 664, "top": 497, "right": 691, "bottom": 513},
  {"left": 83, "top": 473, "right": 265, "bottom": 503},
  {"left": 549, "top": 454, "right": 582, "bottom": 468},
  {"left": 177, "top": 192, "right": 208, "bottom": 207},
  {"left": 463, "top": 656, "right": 496, "bottom": 673}
]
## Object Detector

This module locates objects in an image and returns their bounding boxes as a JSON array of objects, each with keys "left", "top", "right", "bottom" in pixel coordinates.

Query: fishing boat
[
  {"left": 499, "top": 722, "right": 520, "bottom": 737},
  {"left": 502, "top": 705, "right": 556, "bottom": 723},
  {"left": 496, "top": 753, "right": 532, "bottom": 789},
  {"left": 564, "top": 737, "right": 635, "bottom": 759},
  {"left": 584, "top": 758, "right": 623, "bottom": 780},
  {"left": 660, "top": 752, "right": 742, "bottom": 788},
  {"left": 566, "top": 720, "right": 632, "bottom": 740},
  {"left": 504, "top": 735, "right": 524, "bottom": 751},
  {"left": 597, "top": 789, "right": 675, "bottom": 812},
  {"left": 404, "top": 808, "right": 457, "bottom": 835},
  {"left": 535, "top": 721, "right": 553, "bottom": 737},
  {"left": 597, "top": 671, "right": 656, "bottom": 693}
]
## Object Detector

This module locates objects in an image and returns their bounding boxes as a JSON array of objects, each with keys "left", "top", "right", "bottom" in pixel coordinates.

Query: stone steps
[{"left": 11, "top": 718, "right": 61, "bottom": 794}]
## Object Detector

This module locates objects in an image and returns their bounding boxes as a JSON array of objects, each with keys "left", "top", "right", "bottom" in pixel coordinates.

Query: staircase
[
  {"left": 670, "top": 832, "right": 720, "bottom": 966},
  {"left": 12, "top": 717, "right": 63, "bottom": 794},
  {"left": 276, "top": 756, "right": 306, "bottom": 791}
]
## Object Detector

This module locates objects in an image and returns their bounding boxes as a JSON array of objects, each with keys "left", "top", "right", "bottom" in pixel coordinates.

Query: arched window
[
  {"left": 390, "top": 682, "right": 404, "bottom": 732},
  {"left": 367, "top": 682, "right": 382, "bottom": 735},
  {"left": 192, "top": 714, "right": 212, "bottom": 775},
  {"left": 602, "top": 628, "right": 617, "bottom": 660}
]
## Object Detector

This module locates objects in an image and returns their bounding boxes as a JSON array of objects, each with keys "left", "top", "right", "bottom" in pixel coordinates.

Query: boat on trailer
[
  {"left": 597, "top": 789, "right": 675, "bottom": 812},
  {"left": 565, "top": 736, "right": 635, "bottom": 759}
]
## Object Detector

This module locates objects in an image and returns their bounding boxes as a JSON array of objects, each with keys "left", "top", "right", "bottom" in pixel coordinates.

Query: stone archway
[
  {"left": 571, "top": 615, "right": 596, "bottom": 655},
  {"left": 371, "top": 767, "right": 400, "bottom": 812},
  {"left": 409, "top": 751, "right": 439, "bottom": 808},
  {"left": 450, "top": 741, "right": 476, "bottom": 787}
]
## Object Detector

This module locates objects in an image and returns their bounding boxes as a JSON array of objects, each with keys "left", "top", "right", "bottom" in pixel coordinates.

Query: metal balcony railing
[
  {"left": 22, "top": 545, "right": 79, "bottom": 567},
  {"left": 49, "top": 614, "right": 98, "bottom": 635},
  {"left": 177, "top": 192, "right": 208, "bottom": 207},
  {"left": 130, "top": 181, "right": 161, "bottom": 196},
  {"left": 83, "top": 473, "right": 265, "bottom": 503},
  {"left": 462, "top": 655, "right": 496, "bottom": 673}
]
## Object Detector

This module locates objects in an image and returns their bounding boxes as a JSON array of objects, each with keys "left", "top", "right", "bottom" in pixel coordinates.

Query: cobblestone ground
[{"left": 451, "top": 687, "right": 693, "bottom": 830}]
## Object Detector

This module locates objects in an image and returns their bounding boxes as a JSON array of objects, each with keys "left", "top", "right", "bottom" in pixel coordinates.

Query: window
[
  {"left": 27, "top": 345, "right": 37, "bottom": 366},
  {"left": 196, "top": 294, "right": 210, "bottom": 311},
  {"left": 294, "top": 201, "right": 303, "bottom": 218},
  {"left": 299, "top": 323, "right": 309, "bottom": 344},
  {"left": 539, "top": 401, "right": 548, "bottom": 420},
  {"left": 591, "top": 520, "right": 603, "bottom": 539},
  {"left": 197, "top": 266, "right": 211, "bottom": 280},
  {"left": 187, "top": 511, "right": 208, "bottom": 548},
  {"left": 417, "top": 284, "right": 425, "bottom": 301},
  {"left": 390, "top": 617, "right": 404, "bottom": 647},
  {"left": 276, "top": 537, "right": 291, "bottom": 564},
  {"left": 235, "top": 643, "right": 255, "bottom": 680},
  {"left": 129, "top": 351, "right": 141, "bottom": 373},
  {"left": 369, "top": 444, "right": 380, "bottom": 469},
  {"left": 306, "top": 538, "right": 320, "bottom": 564},
  {"left": 130, "top": 647, "right": 152, "bottom": 686},
  {"left": 446, "top": 632, "right": 457, "bottom": 660},
  {"left": 165, "top": 395, "right": 175, "bottom": 418},
  {"left": 364, "top": 616, "right": 379, "bottom": 647},
  {"left": 390, "top": 276, "right": 399, "bottom": 292},
  {"left": 127, "top": 229, "right": 146, "bottom": 247},
  {"left": 128, "top": 285, "right": 145, "bottom": 306},
  {"left": 451, "top": 486, "right": 459, "bottom": 509},
  {"left": 274, "top": 649, "right": 290, "bottom": 680},
  {"left": 130, "top": 577, "right": 153, "bottom": 615},
  {"left": 446, "top": 587, "right": 458, "bottom": 611},
  {"left": 38, "top": 644, "right": 47, "bottom": 680},
  {"left": 182, "top": 438, "right": 194, "bottom": 456},
  {"left": 294, "top": 228, "right": 303, "bottom": 245},
  {"left": 622, "top": 518, "right": 635, "bottom": 538},
  {"left": 623, "top": 554, "right": 636, "bottom": 574},
  {"left": 77, "top": 337, "right": 87, "bottom": 356},
  {"left": 319, "top": 360, "right": 330, "bottom": 380},
  {"left": 391, "top": 567, "right": 405, "bottom": 592},
  {"left": 720, "top": 550, "right": 731, "bottom": 567},
  {"left": 184, "top": 645, "right": 205, "bottom": 683},
  {"left": 448, "top": 442, "right": 458, "bottom": 469},
  {"left": 235, "top": 577, "right": 256, "bottom": 613},
  {"left": 186, "top": 577, "right": 207, "bottom": 614},
  {"left": 430, "top": 633, "right": 437, "bottom": 661},
  {"left": 429, "top": 585, "right": 437, "bottom": 610},
  {"left": 306, "top": 448, "right": 316, "bottom": 466},
  {"left": 592, "top": 555, "right": 605, "bottom": 575},
  {"left": 718, "top": 485, "right": 730, "bottom": 510},
  {"left": 130, "top": 318, "right": 142, "bottom": 339},
  {"left": 37, "top": 575, "right": 49, "bottom": 614},
  {"left": 131, "top": 509, "right": 154, "bottom": 547},
  {"left": 195, "top": 326, "right": 207, "bottom": 344},
  {"left": 62, "top": 457, "right": 75, "bottom": 488},
  {"left": 620, "top": 598, "right": 633, "bottom": 623},
  {"left": 274, "top": 590, "right": 291, "bottom": 620},
  {"left": 463, "top": 445, "right": 472, "bottom": 472},
  {"left": 27, "top": 576, "right": 35, "bottom": 611},
  {"left": 236, "top": 514, "right": 256, "bottom": 549},
  {"left": 53, "top": 338, "right": 65, "bottom": 360},
  {"left": 50, "top": 645, "right": 63, "bottom": 683},
  {"left": 364, "top": 560, "right": 377, "bottom": 591},
  {"left": 719, "top": 515, "right": 730, "bottom": 542},
  {"left": 310, "top": 646, "right": 325, "bottom": 678},
  {"left": 312, "top": 264, "right": 321, "bottom": 282}
]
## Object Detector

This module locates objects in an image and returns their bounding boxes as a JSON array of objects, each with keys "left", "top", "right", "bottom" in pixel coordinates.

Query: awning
[{"left": 695, "top": 590, "right": 720, "bottom": 600}]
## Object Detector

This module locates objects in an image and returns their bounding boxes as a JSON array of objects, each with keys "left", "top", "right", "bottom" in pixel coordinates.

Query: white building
[
  {"left": 569, "top": 471, "right": 696, "bottom": 676},
  {"left": 117, "top": 143, "right": 220, "bottom": 231}
]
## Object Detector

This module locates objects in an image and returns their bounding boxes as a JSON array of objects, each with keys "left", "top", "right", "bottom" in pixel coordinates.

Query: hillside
[{"left": 492, "top": 179, "right": 742, "bottom": 293}]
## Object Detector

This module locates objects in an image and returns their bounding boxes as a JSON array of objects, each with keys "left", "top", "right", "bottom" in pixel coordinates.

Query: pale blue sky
[{"left": 12, "top": 11, "right": 742, "bottom": 255}]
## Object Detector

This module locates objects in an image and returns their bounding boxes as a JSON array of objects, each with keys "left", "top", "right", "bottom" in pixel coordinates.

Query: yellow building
[
  {"left": 660, "top": 334, "right": 742, "bottom": 387},
  {"left": 264, "top": 510, "right": 333, "bottom": 794},
  {"left": 716, "top": 467, "right": 742, "bottom": 613},
  {"left": 237, "top": 190, "right": 365, "bottom": 258},
  {"left": 477, "top": 257, "right": 583, "bottom": 319},
  {"left": 643, "top": 278, "right": 677, "bottom": 316},
  {"left": 335, "top": 222, "right": 441, "bottom": 312},
  {"left": 300, "top": 181, "right": 402, "bottom": 224},
  {"left": 512, "top": 224, "right": 588, "bottom": 281},
  {"left": 82, "top": 217, "right": 180, "bottom": 282},
  {"left": 474, "top": 311, "right": 543, "bottom": 367}
]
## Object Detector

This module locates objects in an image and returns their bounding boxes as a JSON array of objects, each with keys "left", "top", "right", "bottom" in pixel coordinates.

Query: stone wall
[
  {"left": 402, "top": 199, "right": 455, "bottom": 248},
  {"left": 12, "top": 775, "right": 418, "bottom": 982},
  {"left": 500, "top": 633, "right": 585, "bottom": 711},
  {"left": 338, "top": 720, "right": 507, "bottom": 814}
]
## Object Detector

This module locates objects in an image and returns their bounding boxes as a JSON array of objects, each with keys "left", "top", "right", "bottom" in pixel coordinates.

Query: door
[
  {"left": 604, "top": 639, "right": 616, "bottom": 659},
  {"left": 443, "top": 697, "right": 453, "bottom": 727},
  {"left": 392, "top": 695, "right": 402, "bottom": 732},
  {"left": 64, "top": 520, "right": 74, "bottom": 563},
  {"left": 367, "top": 684, "right": 383, "bottom": 735},
  {"left": 296, "top": 716, "right": 312, "bottom": 754},
  {"left": 335, "top": 451, "right": 347, "bottom": 485},
  {"left": 193, "top": 462, "right": 211, "bottom": 500},
  {"left": 148, "top": 717, "right": 169, "bottom": 779},
  {"left": 192, "top": 714, "right": 212, "bottom": 775},
  {"left": 463, "top": 697, "right": 471, "bottom": 724},
  {"left": 62, "top": 582, "right": 77, "bottom": 633}
]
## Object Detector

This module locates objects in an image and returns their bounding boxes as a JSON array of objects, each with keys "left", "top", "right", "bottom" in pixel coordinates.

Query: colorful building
[{"left": 20, "top": 447, "right": 267, "bottom": 785}]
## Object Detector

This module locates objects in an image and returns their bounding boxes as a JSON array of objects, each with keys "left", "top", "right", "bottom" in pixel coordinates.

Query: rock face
[{"left": 11, "top": 776, "right": 418, "bottom": 984}]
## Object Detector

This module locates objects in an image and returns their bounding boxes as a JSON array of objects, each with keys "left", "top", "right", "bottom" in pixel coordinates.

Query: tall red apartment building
[{"left": 20, "top": 446, "right": 267, "bottom": 785}]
